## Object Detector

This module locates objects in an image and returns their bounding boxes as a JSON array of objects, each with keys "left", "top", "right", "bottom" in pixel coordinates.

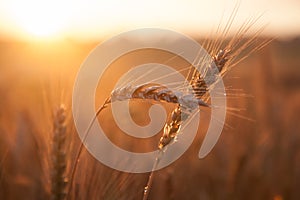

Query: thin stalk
[
  {"left": 142, "top": 150, "right": 164, "bottom": 200},
  {"left": 66, "top": 97, "right": 111, "bottom": 200}
]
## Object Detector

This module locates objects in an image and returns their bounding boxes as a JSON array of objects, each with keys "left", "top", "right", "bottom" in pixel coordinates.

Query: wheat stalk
[
  {"left": 68, "top": 11, "right": 271, "bottom": 198},
  {"left": 51, "top": 105, "right": 68, "bottom": 200},
  {"left": 69, "top": 36, "right": 269, "bottom": 198},
  {"left": 67, "top": 98, "right": 110, "bottom": 199},
  {"left": 68, "top": 45, "right": 250, "bottom": 199}
]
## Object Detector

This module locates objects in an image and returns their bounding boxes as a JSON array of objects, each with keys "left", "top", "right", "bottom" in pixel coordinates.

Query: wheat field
[{"left": 0, "top": 36, "right": 300, "bottom": 200}]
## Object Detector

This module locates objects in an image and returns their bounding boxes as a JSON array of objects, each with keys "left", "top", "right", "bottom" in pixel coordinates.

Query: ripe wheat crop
[{"left": 4, "top": 2, "right": 300, "bottom": 200}]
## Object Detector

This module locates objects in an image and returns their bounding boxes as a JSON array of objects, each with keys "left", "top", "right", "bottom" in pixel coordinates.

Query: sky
[{"left": 0, "top": 0, "right": 300, "bottom": 41}]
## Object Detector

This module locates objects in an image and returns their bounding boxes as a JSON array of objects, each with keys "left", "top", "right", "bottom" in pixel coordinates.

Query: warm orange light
[
  {"left": 6, "top": 0, "right": 71, "bottom": 38},
  {"left": 1, "top": 0, "right": 300, "bottom": 40}
]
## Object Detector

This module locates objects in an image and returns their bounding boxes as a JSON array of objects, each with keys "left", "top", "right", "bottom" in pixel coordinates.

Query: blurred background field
[
  {"left": 0, "top": 0, "right": 300, "bottom": 200},
  {"left": 0, "top": 36, "right": 300, "bottom": 200}
]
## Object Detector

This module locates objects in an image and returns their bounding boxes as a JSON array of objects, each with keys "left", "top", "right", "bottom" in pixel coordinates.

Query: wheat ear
[
  {"left": 159, "top": 48, "right": 230, "bottom": 149},
  {"left": 51, "top": 105, "right": 68, "bottom": 200},
  {"left": 142, "top": 48, "right": 231, "bottom": 200},
  {"left": 111, "top": 83, "right": 208, "bottom": 108}
]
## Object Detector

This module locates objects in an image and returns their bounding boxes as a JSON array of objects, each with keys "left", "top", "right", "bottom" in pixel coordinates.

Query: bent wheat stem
[{"left": 67, "top": 97, "right": 111, "bottom": 200}]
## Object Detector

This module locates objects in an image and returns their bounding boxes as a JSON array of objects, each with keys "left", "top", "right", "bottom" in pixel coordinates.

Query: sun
[{"left": 6, "top": 0, "right": 71, "bottom": 38}]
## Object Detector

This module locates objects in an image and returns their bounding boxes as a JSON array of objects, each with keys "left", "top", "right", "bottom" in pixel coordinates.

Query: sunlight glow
[
  {"left": 0, "top": 0, "right": 299, "bottom": 40},
  {"left": 6, "top": 0, "right": 71, "bottom": 37}
]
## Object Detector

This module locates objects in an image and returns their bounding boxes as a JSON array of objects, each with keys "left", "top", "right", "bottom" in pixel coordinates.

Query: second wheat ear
[{"left": 51, "top": 105, "right": 68, "bottom": 200}]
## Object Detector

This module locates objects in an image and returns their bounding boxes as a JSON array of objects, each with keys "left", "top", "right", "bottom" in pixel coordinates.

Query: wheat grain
[{"left": 158, "top": 106, "right": 182, "bottom": 149}]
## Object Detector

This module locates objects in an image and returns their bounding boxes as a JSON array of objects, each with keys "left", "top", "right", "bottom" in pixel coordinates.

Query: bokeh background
[{"left": 0, "top": 0, "right": 300, "bottom": 200}]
